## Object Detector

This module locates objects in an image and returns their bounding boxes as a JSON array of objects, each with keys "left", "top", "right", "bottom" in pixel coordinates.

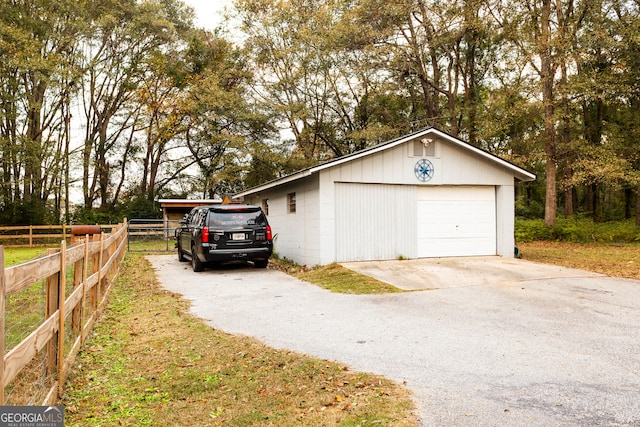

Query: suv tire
[
  {"left": 178, "top": 245, "right": 186, "bottom": 262},
  {"left": 191, "top": 245, "right": 204, "bottom": 272},
  {"left": 254, "top": 259, "right": 268, "bottom": 269}
]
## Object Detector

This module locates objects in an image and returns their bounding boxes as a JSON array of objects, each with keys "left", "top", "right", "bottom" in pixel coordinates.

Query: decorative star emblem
[{"left": 414, "top": 159, "right": 434, "bottom": 182}]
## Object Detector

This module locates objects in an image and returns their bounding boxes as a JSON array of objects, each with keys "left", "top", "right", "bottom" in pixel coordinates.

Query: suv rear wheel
[
  {"left": 191, "top": 245, "right": 204, "bottom": 272},
  {"left": 254, "top": 259, "right": 268, "bottom": 269}
]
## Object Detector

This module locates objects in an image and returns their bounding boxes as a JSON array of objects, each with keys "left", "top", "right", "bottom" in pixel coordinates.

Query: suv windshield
[{"left": 207, "top": 210, "right": 267, "bottom": 227}]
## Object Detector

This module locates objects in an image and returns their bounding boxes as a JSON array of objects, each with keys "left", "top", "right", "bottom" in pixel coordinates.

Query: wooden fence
[
  {"left": 0, "top": 221, "right": 128, "bottom": 405},
  {"left": 0, "top": 224, "right": 119, "bottom": 247},
  {"left": 0, "top": 221, "right": 180, "bottom": 251}
]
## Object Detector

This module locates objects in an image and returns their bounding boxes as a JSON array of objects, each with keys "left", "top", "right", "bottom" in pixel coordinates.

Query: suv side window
[
  {"left": 195, "top": 209, "right": 206, "bottom": 227},
  {"left": 187, "top": 209, "right": 200, "bottom": 227},
  {"left": 186, "top": 208, "right": 198, "bottom": 226}
]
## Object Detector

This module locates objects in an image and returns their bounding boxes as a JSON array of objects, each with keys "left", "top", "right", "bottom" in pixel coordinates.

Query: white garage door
[
  {"left": 417, "top": 186, "right": 496, "bottom": 257},
  {"left": 335, "top": 183, "right": 416, "bottom": 262}
]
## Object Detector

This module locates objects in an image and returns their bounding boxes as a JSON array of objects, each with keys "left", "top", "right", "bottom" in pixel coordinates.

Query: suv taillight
[
  {"left": 266, "top": 225, "right": 272, "bottom": 241},
  {"left": 202, "top": 226, "right": 209, "bottom": 243}
]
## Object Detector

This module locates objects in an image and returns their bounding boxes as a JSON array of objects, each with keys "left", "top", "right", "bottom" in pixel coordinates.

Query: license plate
[{"left": 232, "top": 233, "right": 245, "bottom": 240}]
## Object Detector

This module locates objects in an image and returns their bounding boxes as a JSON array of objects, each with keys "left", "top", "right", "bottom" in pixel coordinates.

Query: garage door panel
[
  {"left": 418, "top": 201, "right": 494, "bottom": 227},
  {"left": 336, "top": 183, "right": 416, "bottom": 262},
  {"left": 417, "top": 186, "right": 496, "bottom": 258},
  {"left": 418, "top": 224, "right": 494, "bottom": 239},
  {"left": 421, "top": 237, "right": 495, "bottom": 257}
]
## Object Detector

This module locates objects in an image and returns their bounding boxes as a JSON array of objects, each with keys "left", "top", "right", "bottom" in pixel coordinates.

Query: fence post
[
  {"left": 72, "top": 240, "right": 83, "bottom": 335},
  {"left": 122, "top": 218, "right": 128, "bottom": 261},
  {"left": 29, "top": 225, "right": 33, "bottom": 247},
  {"left": 98, "top": 234, "right": 104, "bottom": 305},
  {"left": 57, "top": 241, "right": 66, "bottom": 397},
  {"left": 44, "top": 248, "right": 60, "bottom": 383},
  {"left": 106, "top": 227, "right": 114, "bottom": 284},
  {"left": 81, "top": 235, "right": 90, "bottom": 344},
  {"left": 89, "top": 234, "right": 100, "bottom": 316},
  {"left": 0, "top": 246, "right": 5, "bottom": 405}
]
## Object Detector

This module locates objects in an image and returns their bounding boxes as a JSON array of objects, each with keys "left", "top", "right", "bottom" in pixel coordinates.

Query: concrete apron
[{"left": 340, "top": 256, "right": 604, "bottom": 291}]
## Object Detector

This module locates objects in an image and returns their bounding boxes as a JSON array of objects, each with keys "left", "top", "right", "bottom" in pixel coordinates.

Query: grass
[
  {"left": 61, "top": 253, "right": 419, "bottom": 426},
  {"left": 2, "top": 246, "right": 48, "bottom": 266},
  {"left": 272, "top": 258, "right": 403, "bottom": 294},
  {"left": 2, "top": 246, "right": 51, "bottom": 354},
  {"left": 518, "top": 241, "right": 640, "bottom": 280}
]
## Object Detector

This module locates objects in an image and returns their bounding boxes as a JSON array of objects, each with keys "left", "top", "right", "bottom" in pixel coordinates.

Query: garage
[{"left": 235, "top": 127, "right": 536, "bottom": 266}]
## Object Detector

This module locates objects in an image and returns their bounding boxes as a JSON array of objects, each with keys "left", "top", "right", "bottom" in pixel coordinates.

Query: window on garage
[
  {"left": 287, "top": 193, "right": 296, "bottom": 213},
  {"left": 413, "top": 138, "right": 435, "bottom": 157},
  {"left": 262, "top": 198, "right": 269, "bottom": 215}
]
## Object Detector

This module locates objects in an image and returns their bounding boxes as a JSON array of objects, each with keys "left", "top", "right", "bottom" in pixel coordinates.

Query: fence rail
[
  {"left": 0, "top": 224, "right": 119, "bottom": 247},
  {"left": 0, "top": 221, "right": 128, "bottom": 405},
  {"left": 0, "top": 221, "right": 182, "bottom": 253},
  {"left": 126, "top": 219, "right": 181, "bottom": 252}
]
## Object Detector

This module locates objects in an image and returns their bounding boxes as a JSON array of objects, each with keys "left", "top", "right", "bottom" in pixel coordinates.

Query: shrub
[{"left": 515, "top": 218, "right": 640, "bottom": 243}]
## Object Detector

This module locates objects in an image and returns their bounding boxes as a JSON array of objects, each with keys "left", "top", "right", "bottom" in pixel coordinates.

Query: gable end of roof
[{"left": 235, "top": 127, "right": 535, "bottom": 198}]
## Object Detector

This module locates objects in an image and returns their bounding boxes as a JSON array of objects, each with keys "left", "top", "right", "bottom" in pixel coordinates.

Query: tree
[
  {"left": 182, "top": 29, "right": 275, "bottom": 198},
  {"left": 495, "top": 0, "right": 593, "bottom": 225},
  {"left": 0, "top": 0, "right": 86, "bottom": 224},
  {"left": 237, "top": 0, "right": 407, "bottom": 163},
  {"left": 79, "top": 0, "right": 183, "bottom": 209}
]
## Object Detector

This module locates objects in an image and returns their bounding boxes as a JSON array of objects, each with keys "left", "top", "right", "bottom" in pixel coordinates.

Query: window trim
[
  {"left": 412, "top": 138, "right": 436, "bottom": 157},
  {"left": 287, "top": 193, "right": 296, "bottom": 214}
]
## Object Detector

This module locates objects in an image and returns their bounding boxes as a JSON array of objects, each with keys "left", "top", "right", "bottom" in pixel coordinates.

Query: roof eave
[
  {"left": 234, "top": 169, "right": 314, "bottom": 198},
  {"left": 425, "top": 128, "right": 536, "bottom": 183}
]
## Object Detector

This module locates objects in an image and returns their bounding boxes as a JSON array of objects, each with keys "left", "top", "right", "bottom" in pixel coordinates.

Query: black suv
[{"left": 176, "top": 204, "right": 273, "bottom": 272}]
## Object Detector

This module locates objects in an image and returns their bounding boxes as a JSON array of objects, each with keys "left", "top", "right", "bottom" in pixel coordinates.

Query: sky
[{"left": 181, "top": 0, "right": 233, "bottom": 30}]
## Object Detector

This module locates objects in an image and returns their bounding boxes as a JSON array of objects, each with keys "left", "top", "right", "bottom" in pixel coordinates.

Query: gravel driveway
[{"left": 148, "top": 255, "right": 640, "bottom": 426}]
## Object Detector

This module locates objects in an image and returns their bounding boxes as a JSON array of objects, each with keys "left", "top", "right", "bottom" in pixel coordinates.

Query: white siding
[
  {"left": 246, "top": 176, "right": 321, "bottom": 266},
  {"left": 335, "top": 183, "right": 416, "bottom": 262},
  {"left": 417, "top": 186, "right": 496, "bottom": 257},
  {"left": 495, "top": 185, "right": 515, "bottom": 257}
]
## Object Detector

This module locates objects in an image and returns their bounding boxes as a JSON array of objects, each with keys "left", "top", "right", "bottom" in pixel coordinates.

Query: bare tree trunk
[
  {"left": 563, "top": 165, "right": 574, "bottom": 217},
  {"left": 636, "top": 183, "right": 640, "bottom": 227},
  {"left": 541, "top": 0, "right": 557, "bottom": 226},
  {"left": 624, "top": 187, "right": 633, "bottom": 220}
]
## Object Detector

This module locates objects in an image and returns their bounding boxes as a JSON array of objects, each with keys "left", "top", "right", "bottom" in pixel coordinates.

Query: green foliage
[
  {"left": 70, "top": 207, "right": 122, "bottom": 225},
  {"left": 119, "top": 196, "right": 162, "bottom": 220},
  {"left": 515, "top": 181, "right": 546, "bottom": 219},
  {"left": 70, "top": 195, "right": 161, "bottom": 224},
  {"left": 515, "top": 218, "right": 640, "bottom": 243}
]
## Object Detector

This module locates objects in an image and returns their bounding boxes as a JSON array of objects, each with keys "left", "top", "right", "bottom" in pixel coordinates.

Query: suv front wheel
[{"left": 191, "top": 245, "right": 204, "bottom": 272}]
